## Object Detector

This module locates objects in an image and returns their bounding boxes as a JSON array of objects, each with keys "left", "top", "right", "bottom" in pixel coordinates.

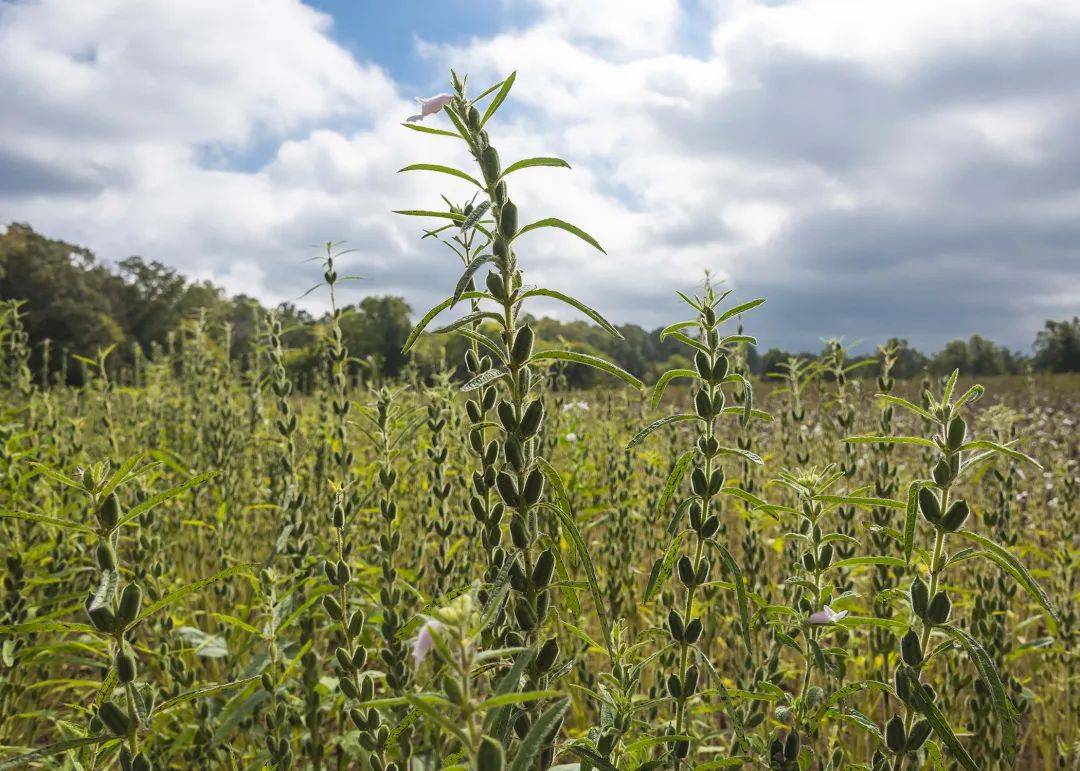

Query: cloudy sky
[{"left": 1, "top": 0, "right": 1078, "bottom": 353}]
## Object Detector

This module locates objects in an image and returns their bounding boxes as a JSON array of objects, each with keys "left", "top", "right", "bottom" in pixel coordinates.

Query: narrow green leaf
[
  {"left": 957, "top": 440, "right": 1042, "bottom": 470},
  {"left": 398, "top": 163, "right": 482, "bottom": 188},
  {"left": 519, "top": 288, "right": 621, "bottom": 338},
  {"left": 403, "top": 290, "right": 492, "bottom": 352},
  {"left": 479, "top": 71, "right": 516, "bottom": 129},
  {"left": 626, "top": 414, "right": 699, "bottom": 449},
  {"left": 114, "top": 470, "right": 217, "bottom": 530},
  {"left": 709, "top": 539, "right": 753, "bottom": 656},
  {"left": 649, "top": 369, "right": 698, "bottom": 409},
  {"left": 941, "top": 624, "right": 1018, "bottom": 761},
  {"left": 953, "top": 530, "right": 1059, "bottom": 631},
  {"left": 643, "top": 530, "right": 691, "bottom": 603},
  {"left": 401, "top": 122, "right": 460, "bottom": 138},
  {"left": 0, "top": 736, "right": 109, "bottom": 769},
  {"left": 131, "top": 564, "right": 254, "bottom": 629},
  {"left": 716, "top": 298, "right": 765, "bottom": 324},
  {"left": 530, "top": 349, "right": 642, "bottom": 390},
  {"left": 657, "top": 451, "right": 695, "bottom": 523},
  {"left": 507, "top": 697, "right": 569, "bottom": 771},
  {"left": 515, "top": 218, "right": 606, "bottom": 253},
  {"left": 0, "top": 509, "right": 94, "bottom": 535},
  {"left": 500, "top": 157, "right": 570, "bottom": 178},
  {"left": 902, "top": 665, "right": 978, "bottom": 771}
]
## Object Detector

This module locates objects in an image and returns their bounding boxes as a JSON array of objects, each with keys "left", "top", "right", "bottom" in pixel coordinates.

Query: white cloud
[{"left": 1, "top": 0, "right": 1078, "bottom": 351}]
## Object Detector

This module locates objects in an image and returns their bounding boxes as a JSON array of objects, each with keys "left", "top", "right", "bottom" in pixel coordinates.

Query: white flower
[
  {"left": 406, "top": 94, "right": 454, "bottom": 123},
  {"left": 808, "top": 605, "right": 848, "bottom": 626},
  {"left": 565, "top": 432, "right": 578, "bottom": 443},
  {"left": 411, "top": 619, "right": 444, "bottom": 667}
]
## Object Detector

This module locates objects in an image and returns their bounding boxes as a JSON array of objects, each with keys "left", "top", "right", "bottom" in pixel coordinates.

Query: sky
[{"left": 1, "top": 0, "right": 1078, "bottom": 354}]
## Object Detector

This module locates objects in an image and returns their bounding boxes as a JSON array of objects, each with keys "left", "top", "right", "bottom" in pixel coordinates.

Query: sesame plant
[
  {"left": 847, "top": 370, "right": 1058, "bottom": 770},
  {"left": 393, "top": 68, "right": 641, "bottom": 766},
  {"left": 628, "top": 283, "right": 769, "bottom": 766}
]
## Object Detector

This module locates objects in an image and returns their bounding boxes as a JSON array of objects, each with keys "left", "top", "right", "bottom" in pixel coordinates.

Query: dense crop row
[{"left": 0, "top": 73, "right": 1076, "bottom": 770}]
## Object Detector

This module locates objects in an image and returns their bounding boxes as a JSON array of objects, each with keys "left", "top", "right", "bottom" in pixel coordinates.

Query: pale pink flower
[
  {"left": 808, "top": 605, "right": 848, "bottom": 626},
  {"left": 411, "top": 619, "right": 444, "bottom": 667},
  {"left": 406, "top": 94, "right": 454, "bottom": 123}
]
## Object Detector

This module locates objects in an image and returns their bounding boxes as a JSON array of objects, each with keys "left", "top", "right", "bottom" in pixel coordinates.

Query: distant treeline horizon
[{"left": 3, "top": 222, "right": 1078, "bottom": 387}]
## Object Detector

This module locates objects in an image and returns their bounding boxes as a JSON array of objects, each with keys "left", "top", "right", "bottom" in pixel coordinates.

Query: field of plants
[{"left": 0, "top": 72, "right": 1077, "bottom": 771}]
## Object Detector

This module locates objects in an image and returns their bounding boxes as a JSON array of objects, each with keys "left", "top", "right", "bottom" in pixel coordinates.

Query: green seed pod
[
  {"left": 708, "top": 468, "right": 724, "bottom": 495},
  {"left": 885, "top": 715, "right": 907, "bottom": 754},
  {"left": 467, "top": 105, "right": 481, "bottom": 130},
  {"left": 477, "top": 736, "right": 505, "bottom": 771},
  {"left": 442, "top": 673, "right": 464, "bottom": 705},
  {"left": 711, "top": 355, "right": 729, "bottom": 381},
  {"left": 495, "top": 180, "right": 508, "bottom": 205},
  {"left": 352, "top": 646, "right": 367, "bottom": 670},
  {"left": 336, "top": 646, "right": 354, "bottom": 672},
  {"left": 336, "top": 559, "right": 351, "bottom": 585},
  {"left": 117, "top": 583, "right": 142, "bottom": 626},
  {"left": 694, "top": 389, "right": 711, "bottom": 419},
  {"left": 907, "top": 719, "right": 932, "bottom": 751},
  {"left": 802, "top": 551, "right": 816, "bottom": 571},
  {"left": 496, "top": 472, "right": 519, "bottom": 507},
  {"left": 98, "top": 492, "right": 121, "bottom": 529},
  {"left": 99, "top": 701, "right": 131, "bottom": 735},
  {"left": 895, "top": 667, "right": 913, "bottom": 703},
  {"left": 339, "top": 675, "right": 359, "bottom": 700},
  {"left": 513, "top": 598, "right": 536, "bottom": 631},
  {"left": 497, "top": 401, "right": 517, "bottom": 433},
  {"left": 520, "top": 399, "right": 544, "bottom": 436},
  {"left": 115, "top": 647, "right": 137, "bottom": 683},
  {"left": 485, "top": 270, "right": 505, "bottom": 300},
  {"left": 86, "top": 601, "right": 116, "bottom": 634},
  {"left": 932, "top": 458, "right": 955, "bottom": 486},
  {"left": 509, "top": 515, "right": 528, "bottom": 549},
  {"left": 509, "top": 558, "right": 527, "bottom": 591},
  {"left": 532, "top": 549, "right": 555, "bottom": 588},
  {"left": 499, "top": 201, "right": 518, "bottom": 239},
  {"left": 132, "top": 752, "right": 152, "bottom": 771},
  {"left": 534, "top": 588, "right": 550, "bottom": 621},
  {"left": 684, "top": 617, "right": 702, "bottom": 644},
  {"left": 819, "top": 543, "right": 833, "bottom": 569},
  {"left": 348, "top": 610, "right": 365, "bottom": 637},
  {"left": 322, "top": 595, "right": 343, "bottom": 621},
  {"left": 481, "top": 146, "right": 501, "bottom": 182},
  {"left": 261, "top": 672, "right": 274, "bottom": 692},
  {"left": 504, "top": 437, "right": 525, "bottom": 472},
  {"left": 918, "top": 488, "right": 941, "bottom": 525},
  {"left": 493, "top": 237, "right": 511, "bottom": 268},
  {"left": 784, "top": 730, "right": 800, "bottom": 761},
  {"left": 691, "top": 467, "right": 708, "bottom": 497},
  {"left": 910, "top": 577, "right": 929, "bottom": 619},
  {"left": 667, "top": 609, "right": 684, "bottom": 642},
  {"left": 941, "top": 499, "right": 970, "bottom": 531},
  {"left": 694, "top": 351, "right": 711, "bottom": 379},
  {"left": 927, "top": 591, "right": 952, "bottom": 624},
  {"left": 511, "top": 325, "right": 533, "bottom": 365},
  {"left": 677, "top": 555, "right": 695, "bottom": 586},
  {"left": 683, "top": 665, "right": 699, "bottom": 696},
  {"left": 96, "top": 541, "right": 117, "bottom": 571},
  {"left": 946, "top": 415, "right": 967, "bottom": 451},
  {"left": 900, "top": 630, "right": 923, "bottom": 667},
  {"left": 666, "top": 673, "right": 681, "bottom": 699},
  {"left": 700, "top": 515, "right": 720, "bottom": 538},
  {"left": 537, "top": 637, "right": 559, "bottom": 672}
]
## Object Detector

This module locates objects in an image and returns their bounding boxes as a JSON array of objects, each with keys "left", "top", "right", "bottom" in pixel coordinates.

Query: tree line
[{"left": 2, "top": 222, "right": 1077, "bottom": 387}]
